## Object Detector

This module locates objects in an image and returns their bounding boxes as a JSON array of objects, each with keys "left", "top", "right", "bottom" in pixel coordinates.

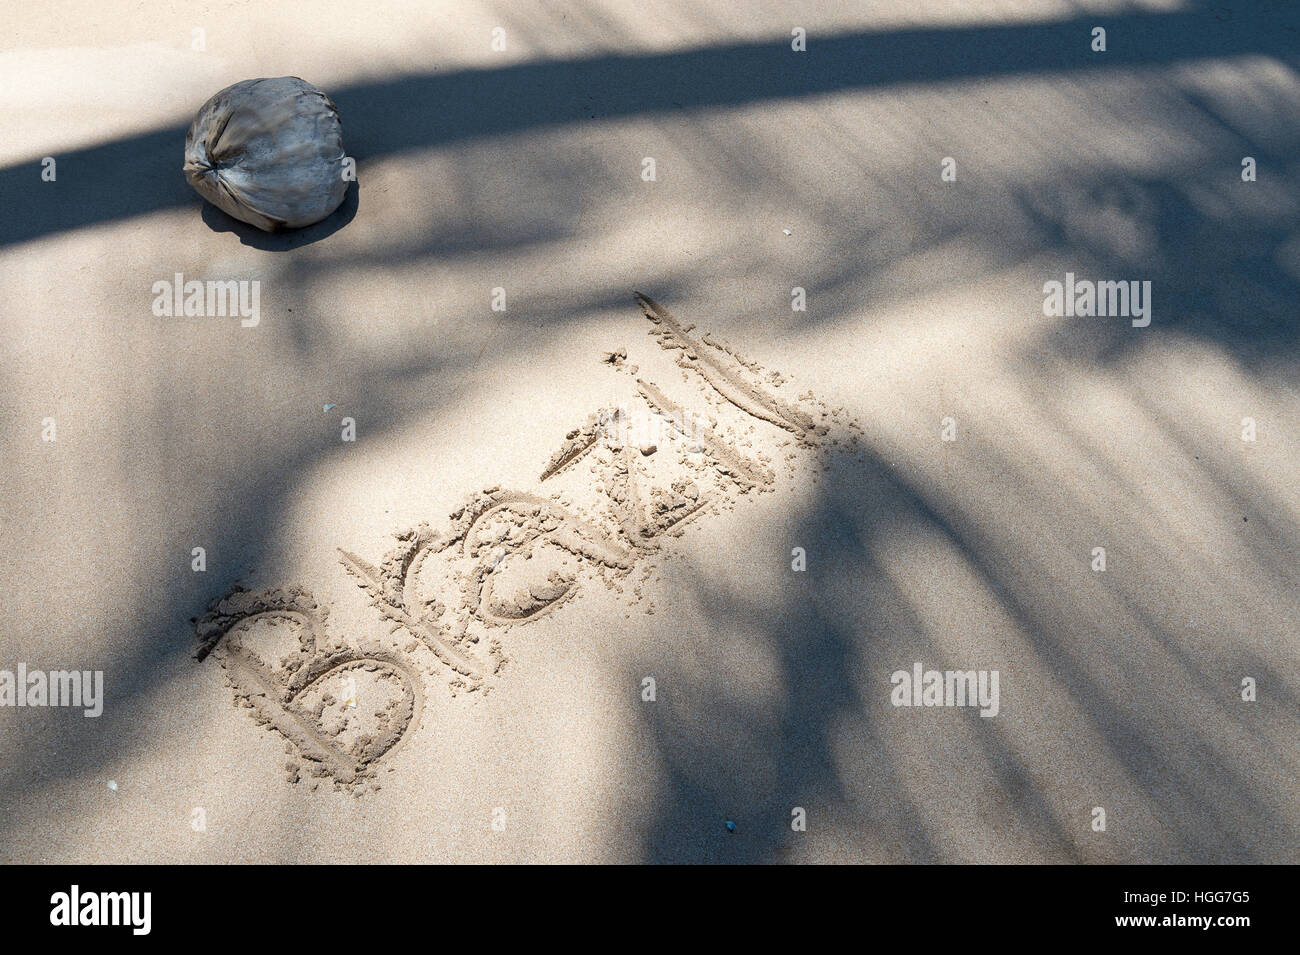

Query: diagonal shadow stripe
[{"left": 1, "top": 6, "right": 1297, "bottom": 250}]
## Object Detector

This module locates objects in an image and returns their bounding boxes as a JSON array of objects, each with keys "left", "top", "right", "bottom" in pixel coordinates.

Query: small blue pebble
[{"left": 725, "top": 820, "right": 736, "bottom": 832}]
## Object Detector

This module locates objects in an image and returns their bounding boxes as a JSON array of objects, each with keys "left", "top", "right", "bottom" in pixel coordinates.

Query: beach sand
[{"left": 1, "top": 0, "right": 1297, "bottom": 863}]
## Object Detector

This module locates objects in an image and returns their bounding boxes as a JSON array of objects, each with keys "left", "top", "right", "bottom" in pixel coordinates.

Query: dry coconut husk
[{"left": 183, "top": 76, "right": 351, "bottom": 232}]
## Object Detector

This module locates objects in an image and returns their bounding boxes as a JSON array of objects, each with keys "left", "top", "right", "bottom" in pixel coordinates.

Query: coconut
[{"left": 183, "top": 76, "right": 351, "bottom": 232}]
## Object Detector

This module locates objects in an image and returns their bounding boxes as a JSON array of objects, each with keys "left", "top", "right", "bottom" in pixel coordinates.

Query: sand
[{"left": 1, "top": 1, "right": 1298, "bottom": 863}]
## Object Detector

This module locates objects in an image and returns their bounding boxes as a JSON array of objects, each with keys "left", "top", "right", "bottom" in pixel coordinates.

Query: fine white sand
[{"left": 2, "top": 0, "right": 1297, "bottom": 863}]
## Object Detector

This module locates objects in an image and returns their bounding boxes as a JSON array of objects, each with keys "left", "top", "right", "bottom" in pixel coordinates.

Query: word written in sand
[
  {"left": 195, "top": 590, "right": 424, "bottom": 790},
  {"left": 196, "top": 293, "right": 850, "bottom": 790}
]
